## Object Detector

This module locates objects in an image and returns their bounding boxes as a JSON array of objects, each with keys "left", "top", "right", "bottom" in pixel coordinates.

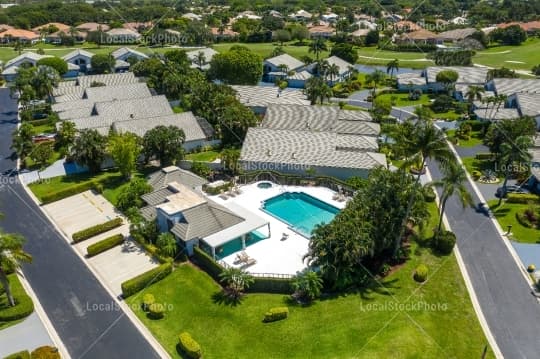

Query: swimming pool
[{"left": 262, "top": 192, "right": 339, "bottom": 237}]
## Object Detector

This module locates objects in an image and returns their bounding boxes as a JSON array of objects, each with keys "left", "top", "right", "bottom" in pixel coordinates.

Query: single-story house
[
  {"left": 322, "top": 55, "right": 353, "bottom": 84},
  {"left": 105, "top": 28, "right": 141, "bottom": 44},
  {"left": 515, "top": 93, "right": 540, "bottom": 128},
  {"left": 53, "top": 72, "right": 140, "bottom": 101},
  {"left": 289, "top": 10, "right": 312, "bottom": 22},
  {"left": 182, "top": 13, "right": 202, "bottom": 21},
  {"left": 285, "top": 70, "right": 313, "bottom": 88},
  {"left": 321, "top": 13, "right": 339, "bottom": 23},
  {"left": 308, "top": 24, "right": 335, "bottom": 38},
  {"left": 1, "top": 52, "right": 51, "bottom": 81},
  {"left": 231, "top": 85, "right": 310, "bottom": 115},
  {"left": 437, "top": 28, "right": 477, "bottom": 43},
  {"left": 396, "top": 72, "right": 428, "bottom": 91},
  {"left": 263, "top": 53, "right": 305, "bottom": 83},
  {"left": 186, "top": 47, "right": 218, "bottom": 70},
  {"left": 425, "top": 66, "right": 489, "bottom": 93},
  {"left": 396, "top": 29, "right": 440, "bottom": 44},
  {"left": 76, "top": 23, "right": 110, "bottom": 32},
  {"left": 474, "top": 107, "right": 520, "bottom": 121},
  {"left": 394, "top": 20, "right": 422, "bottom": 32},
  {"left": 210, "top": 27, "right": 239, "bottom": 41},
  {"left": 140, "top": 180, "right": 270, "bottom": 258},
  {"left": 62, "top": 49, "right": 94, "bottom": 73},
  {"left": 0, "top": 28, "right": 40, "bottom": 44},
  {"left": 488, "top": 78, "right": 540, "bottom": 97}
]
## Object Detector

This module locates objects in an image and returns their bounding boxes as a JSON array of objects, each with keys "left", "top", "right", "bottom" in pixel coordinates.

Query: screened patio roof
[{"left": 202, "top": 202, "right": 269, "bottom": 248}]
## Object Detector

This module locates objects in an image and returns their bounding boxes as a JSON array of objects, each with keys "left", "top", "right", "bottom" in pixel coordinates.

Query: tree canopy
[
  {"left": 209, "top": 46, "right": 263, "bottom": 85},
  {"left": 37, "top": 57, "right": 68, "bottom": 75},
  {"left": 142, "top": 125, "right": 185, "bottom": 166}
]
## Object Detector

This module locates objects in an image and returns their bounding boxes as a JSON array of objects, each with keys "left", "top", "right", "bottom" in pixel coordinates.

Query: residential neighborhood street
[
  {"left": 428, "top": 158, "right": 540, "bottom": 359},
  {"left": 0, "top": 88, "right": 161, "bottom": 358}
]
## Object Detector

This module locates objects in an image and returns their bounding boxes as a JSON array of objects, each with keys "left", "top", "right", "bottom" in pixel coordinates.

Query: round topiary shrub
[
  {"left": 414, "top": 264, "right": 428, "bottom": 283},
  {"left": 528, "top": 264, "right": 536, "bottom": 273},
  {"left": 148, "top": 303, "right": 164, "bottom": 319},
  {"left": 142, "top": 294, "right": 155, "bottom": 311},
  {"left": 30, "top": 346, "right": 60, "bottom": 359},
  {"left": 178, "top": 332, "right": 202, "bottom": 359},
  {"left": 471, "top": 170, "right": 481, "bottom": 180},
  {"left": 435, "top": 230, "right": 457, "bottom": 255}
]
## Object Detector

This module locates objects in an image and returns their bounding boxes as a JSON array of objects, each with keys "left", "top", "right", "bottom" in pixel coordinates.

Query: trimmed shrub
[
  {"left": 121, "top": 263, "right": 173, "bottom": 297},
  {"left": 39, "top": 181, "right": 99, "bottom": 204},
  {"left": 423, "top": 187, "right": 436, "bottom": 202},
  {"left": 527, "top": 264, "right": 536, "bottom": 273},
  {"left": 148, "top": 303, "right": 164, "bottom": 319},
  {"left": 72, "top": 218, "right": 123, "bottom": 243},
  {"left": 0, "top": 274, "right": 34, "bottom": 322},
  {"left": 30, "top": 346, "right": 60, "bottom": 359},
  {"left": 414, "top": 264, "right": 428, "bottom": 282},
  {"left": 471, "top": 170, "right": 481, "bottom": 180},
  {"left": 264, "top": 307, "right": 289, "bottom": 322},
  {"left": 178, "top": 332, "right": 202, "bottom": 359},
  {"left": 435, "top": 230, "right": 457, "bottom": 255},
  {"left": 249, "top": 277, "right": 293, "bottom": 294},
  {"left": 86, "top": 234, "right": 124, "bottom": 257},
  {"left": 3, "top": 350, "right": 30, "bottom": 359},
  {"left": 475, "top": 152, "right": 494, "bottom": 160},
  {"left": 461, "top": 120, "right": 484, "bottom": 132},
  {"left": 142, "top": 294, "right": 155, "bottom": 311},
  {"left": 192, "top": 246, "right": 224, "bottom": 281},
  {"left": 506, "top": 193, "right": 540, "bottom": 204}
]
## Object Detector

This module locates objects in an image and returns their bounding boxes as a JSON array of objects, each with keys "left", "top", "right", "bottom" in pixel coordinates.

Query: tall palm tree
[
  {"left": 156, "top": 233, "right": 177, "bottom": 257},
  {"left": 394, "top": 118, "right": 453, "bottom": 254},
  {"left": 432, "top": 161, "right": 473, "bottom": 234},
  {"left": 498, "top": 135, "right": 533, "bottom": 205},
  {"left": 277, "top": 63, "right": 289, "bottom": 80},
  {"left": 309, "top": 37, "right": 327, "bottom": 60},
  {"left": 0, "top": 225, "right": 32, "bottom": 307},
  {"left": 194, "top": 51, "right": 206, "bottom": 70},
  {"left": 219, "top": 267, "right": 254, "bottom": 301},
  {"left": 365, "top": 69, "right": 386, "bottom": 98},
  {"left": 327, "top": 63, "right": 340, "bottom": 83},
  {"left": 32, "top": 65, "right": 60, "bottom": 101},
  {"left": 386, "top": 59, "right": 399, "bottom": 78},
  {"left": 292, "top": 270, "right": 323, "bottom": 302},
  {"left": 465, "top": 85, "right": 485, "bottom": 105}
]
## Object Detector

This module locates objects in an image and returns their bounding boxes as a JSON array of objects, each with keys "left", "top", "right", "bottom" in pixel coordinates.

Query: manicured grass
[
  {"left": 212, "top": 41, "right": 329, "bottom": 60},
  {"left": 461, "top": 157, "right": 497, "bottom": 178},
  {"left": 127, "top": 202, "right": 493, "bottom": 359},
  {"left": 488, "top": 200, "right": 540, "bottom": 243},
  {"left": 431, "top": 110, "right": 462, "bottom": 121},
  {"left": 341, "top": 104, "right": 369, "bottom": 111},
  {"left": 30, "top": 122, "right": 57, "bottom": 135},
  {"left": 0, "top": 274, "right": 34, "bottom": 331},
  {"left": 376, "top": 93, "right": 432, "bottom": 106},
  {"left": 24, "top": 150, "right": 62, "bottom": 171},
  {"left": 473, "top": 38, "right": 540, "bottom": 71},
  {"left": 447, "top": 130, "right": 484, "bottom": 148},
  {"left": 185, "top": 151, "right": 220, "bottom": 162}
]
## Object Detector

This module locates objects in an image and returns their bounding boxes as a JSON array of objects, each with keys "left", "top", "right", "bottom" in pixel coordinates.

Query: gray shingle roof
[
  {"left": 240, "top": 127, "right": 386, "bottom": 170},
  {"left": 262, "top": 104, "right": 378, "bottom": 135},
  {"left": 112, "top": 112, "right": 212, "bottom": 142},
  {"left": 396, "top": 72, "right": 426, "bottom": 86},
  {"left": 170, "top": 202, "right": 244, "bottom": 242},
  {"left": 140, "top": 205, "right": 157, "bottom": 221},
  {"left": 232, "top": 85, "right": 310, "bottom": 107},
  {"left": 516, "top": 93, "right": 540, "bottom": 117},
  {"left": 141, "top": 187, "right": 175, "bottom": 206},
  {"left": 437, "top": 28, "right": 476, "bottom": 41},
  {"left": 264, "top": 53, "right": 304, "bottom": 70},
  {"left": 325, "top": 55, "right": 353, "bottom": 75},
  {"left": 474, "top": 108, "right": 520, "bottom": 120},
  {"left": 147, "top": 166, "right": 207, "bottom": 190},
  {"left": 426, "top": 66, "right": 488, "bottom": 84},
  {"left": 62, "top": 49, "right": 94, "bottom": 62},
  {"left": 53, "top": 73, "right": 138, "bottom": 97},
  {"left": 94, "top": 95, "right": 172, "bottom": 120},
  {"left": 186, "top": 47, "right": 218, "bottom": 64},
  {"left": 492, "top": 78, "right": 540, "bottom": 96}
]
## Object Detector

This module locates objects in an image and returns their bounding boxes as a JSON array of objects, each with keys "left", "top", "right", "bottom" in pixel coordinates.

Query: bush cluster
[
  {"left": 141, "top": 294, "right": 155, "bottom": 311},
  {"left": 86, "top": 234, "right": 124, "bottom": 257},
  {"left": 506, "top": 194, "right": 540, "bottom": 204},
  {"left": 423, "top": 187, "right": 436, "bottom": 202},
  {"left": 178, "top": 332, "right": 202, "bottom": 359},
  {"left": 148, "top": 303, "right": 164, "bottom": 319},
  {"left": 434, "top": 231, "right": 457, "bottom": 255},
  {"left": 30, "top": 346, "right": 60, "bottom": 359},
  {"left": 263, "top": 307, "right": 289, "bottom": 322},
  {"left": 3, "top": 350, "right": 30, "bottom": 359},
  {"left": 121, "top": 263, "right": 173, "bottom": 297},
  {"left": 0, "top": 275, "right": 34, "bottom": 322},
  {"left": 471, "top": 170, "right": 482, "bottom": 180},
  {"left": 192, "top": 246, "right": 224, "bottom": 281},
  {"left": 72, "top": 218, "right": 123, "bottom": 243},
  {"left": 414, "top": 264, "right": 428, "bottom": 283}
]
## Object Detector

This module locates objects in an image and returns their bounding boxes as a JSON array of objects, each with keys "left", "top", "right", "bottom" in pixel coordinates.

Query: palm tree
[
  {"left": 498, "top": 135, "right": 533, "bottom": 205},
  {"left": 219, "top": 267, "right": 254, "bottom": 301},
  {"left": 156, "top": 233, "right": 177, "bottom": 257},
  {"left": 309, "top": 37, "right": 327, "bottom": 60},
  {"left": 194, "top": 51, "right": 206, "bottom": 70},
  {"left": 221, "top": 148, "right": 241, "bottom": 175},
  {"left": 394, "top": 118, "right": 453, "bottom": 254},
  {"left": 432, "top": 161, "right": 473, "bottom": 234},
  {"left": 305, "top": 77, "right": 332, "bottom": 105},
  {"left": 327, "top": 63, "right": 340, "bottom": 84},
  {"left": 465, "top": 85, "right": 485, "bottom": 104},
  {"left": 32, "top": 65, "right": 60, "bottom": 101},
  {"left": 386, "top": 59, "right": 399, "bottom": 78},
  {"left": 13, "top": 40, "right": 25, "bottom": 55},
  {"left": 365, "top": 69, "right": 386, "bottom": 98},
  {"left": 277, "top": 63, "right": 289, "bottom": 80},
  {"left": 0, "top": 225, "right": 32, "bottom": 307},
  {"left": 292, "top": 270, "right": 323, "bottom": 302}
]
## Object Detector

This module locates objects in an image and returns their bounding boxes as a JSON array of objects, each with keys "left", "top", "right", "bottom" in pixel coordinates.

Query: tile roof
[
  {"left": 5, "top": 52, "right": 50, "bottom": 67},
  {"left": 110, "top": 47, "right": 148, "bottom": 60},
  {"left": 76, "top": 23, "right": 110, "bottom": 32},
  {"left": 426, "top": 66, "right": 488, "bottom": 84},
  {"left": 324, "top": 55, "right": 353, "bottom": 75},
  {"left": 0, "top": 29, "right": 39, "bottom": 40},
  {"left": 240, "top": 127, "right": 386, "bottom": 170},
  {"left": 62, "top": 49, "right": 95, "bottom": 62},
  {"left": 437, "top": 28, "right": 476, "bottom": 41},
  {"left": 146, "top": 166, "right": 207, "bottom": 190},
  {"left": 492, "top": 78, "right": 540, "bottom": 96},
  {"left": 473, "top": 108, "right": 520, "bottom": 120},
  {"left": 264, "top": 53, "right": 304, "bottom": 70},
  {"left": 516, "top": 93, "right": 540, "bottom": 117},
  {"left": 399, "top": 29, "right": 438, "bottom": 40},
  {"left": 286, "top": 70, "right": 312, "bottom": 81},
  {"left": 232, "top": 85, "right": 310, "bottom": 107},
  {"left": 32, "top": 22, "right": 70, "bottom": 33},
  {"left": 94, "top": 94, "right": 172, "bottom": 119},
  {"left": 186, "top": 47, "right": 218, "bottom": 63},
  {"left": 106, "top": 28, "right": 141, "bottom": 37},
  {"left": 396, "top": 72, "right": 426, "bottom": 86},
  {"left": 53, "top": 72, "right": 139, "bottom": 96}
]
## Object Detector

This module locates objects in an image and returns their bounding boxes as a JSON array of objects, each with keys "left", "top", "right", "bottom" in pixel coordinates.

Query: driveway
[
  {"left": 428, "top": 158, "right": 540, "bottom": 358},
  {"left": 0, "top": 88, "right": 161, "bottom": 358},
  {"left": 0, "top": 312, "right": 53, "bottom": 357}
]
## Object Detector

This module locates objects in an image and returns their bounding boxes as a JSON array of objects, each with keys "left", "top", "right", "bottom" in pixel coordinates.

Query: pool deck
[{"left": 209, "top": 182, "right": 348, "bottom": 275}]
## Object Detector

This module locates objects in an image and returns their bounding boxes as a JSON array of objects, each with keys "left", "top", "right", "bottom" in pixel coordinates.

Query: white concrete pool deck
[{"left": 209, "top": 182, "right": 348, "bottom": 275}]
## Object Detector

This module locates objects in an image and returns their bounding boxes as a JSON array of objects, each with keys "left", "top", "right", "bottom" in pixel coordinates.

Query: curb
[
  {"left": 16, "top": 272, "right": 71, "bottom": 359},
  {"left": 425, "top": 167, "right": 503, "bottom": 359},
  {"left": 17, "top": 180, "right": 171, "bottom": 359}
]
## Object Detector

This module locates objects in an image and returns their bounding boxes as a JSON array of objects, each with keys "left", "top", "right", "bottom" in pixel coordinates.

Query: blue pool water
[{"left": 262, "top": 192, "right": 339, "bottom": 237}]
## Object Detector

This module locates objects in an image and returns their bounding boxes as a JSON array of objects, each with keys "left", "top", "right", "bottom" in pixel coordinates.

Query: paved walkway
[{"left": 0, "top": 312, "right": 53, "bottom": 357}]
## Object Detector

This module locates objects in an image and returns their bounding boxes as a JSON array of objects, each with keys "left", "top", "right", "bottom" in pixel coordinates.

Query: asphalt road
[
  {"left": 0, "top": 88, "right": 161, "bottom": 359},
  {"left": 428, "top": 158, "right": 540, "bottom": 358}
]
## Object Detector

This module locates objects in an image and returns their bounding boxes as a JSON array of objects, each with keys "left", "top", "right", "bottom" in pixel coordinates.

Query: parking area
[{"left": 43, "top": 190, "right": 158, "bottom": 296}]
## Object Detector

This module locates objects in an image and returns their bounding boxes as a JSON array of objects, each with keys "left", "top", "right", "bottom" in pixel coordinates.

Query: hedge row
[
  {"left": 26, "top": 118, "right": 53, "bottom": 126},
  {"left": 86, "top": 234, "right": 125, "bottom": 257},
  {"left": 178, "top": 332, "right": 202, "bottom": 359},
  {"left": 378, "top": 43, "right": 437, "bottom": 52},
  {"left": 132, "top": 233, "right": 175, "bottom": 264},
  {"left": 3, "top": 350, "right": 30, "bottom": 359},
  {"left": 475, "top": 152, "right": 495, "bottom": 160},
  {"left": 192, "top": 247, "right": 293, "bottom": 294},
  {"left": 263, "top": 307, "right": 289, "bottom": 322},
  {"left": 515, "top": 212, "right": 535, "bottom": 228},
  {"left": 0, "top": 274, "right": 34, "bottom": 322},
  {"left": 121, "top": 263, "right": 173, "bottom": 297},
  {"left": 30, "top": 346, "right": 60, "bottom": 359},
  {"left": 72, "top": 218, "right": 123, "bottom": 243},
  {"left": 506, "top": 193, "right": 540, "bottom": 204},
  {"left": 39, "top": 181, "right": 100, "bottom": 204}
]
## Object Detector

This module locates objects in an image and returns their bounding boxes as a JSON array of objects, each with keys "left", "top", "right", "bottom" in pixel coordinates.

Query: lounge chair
[
  {"left": 241, "top": 257, "right": 257, "bottom": 268},
  {"left": 281, "top": 233, "right": 289, "bottom": 241}
]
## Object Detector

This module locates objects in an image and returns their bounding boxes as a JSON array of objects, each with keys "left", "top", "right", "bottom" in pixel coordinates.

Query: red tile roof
[{"left": 0, "top": 28, "right": 39, "bottom": 40}]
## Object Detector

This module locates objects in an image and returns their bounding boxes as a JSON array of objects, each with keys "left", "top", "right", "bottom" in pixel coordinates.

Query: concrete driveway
[{"left": 43, "top": 190, "right": 158, "bottom": 296}]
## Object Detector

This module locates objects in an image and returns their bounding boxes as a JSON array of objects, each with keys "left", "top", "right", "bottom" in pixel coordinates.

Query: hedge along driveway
[{"left": 42, "top": 190, "right": 158, "bottom": 296}]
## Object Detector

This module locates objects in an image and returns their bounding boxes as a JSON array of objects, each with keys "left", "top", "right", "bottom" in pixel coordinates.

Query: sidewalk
[{"left": 0, "top": 312, "right": 53, "bottom": 357}]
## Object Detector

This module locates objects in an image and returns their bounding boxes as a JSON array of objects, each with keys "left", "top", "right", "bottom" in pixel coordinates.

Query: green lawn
[
  {"left": 431, "top": 110, "right": 462, "bottom": 121},
  {"left": 0, "top": 274, "right": 34, "bottom": 331},
  {"left": 461, "top": 157, "right": 497, "bottom": 177},
  {"left": 447, "top": 130, "right": 484, "bottom": 148},
  {"left": 488, "top": 200, "right": 540, "bottom": 243},
  {"left": 127, "top": 202, "right": 492, "bottom": 359},
  {"left": 341, "top": 104, "right": 369, "bottom": 111},
  {"left": 185, "top": 151, "right": 220, "bottom": 162},
  {"left": 376, "top": 93, "right": 432, "bottom": 106},
  {"left": 473, "top": 38, "right": 540, "bottom": 72},
  {"left": 212, "top": 41, "right": 329, "bottom": 60}
]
